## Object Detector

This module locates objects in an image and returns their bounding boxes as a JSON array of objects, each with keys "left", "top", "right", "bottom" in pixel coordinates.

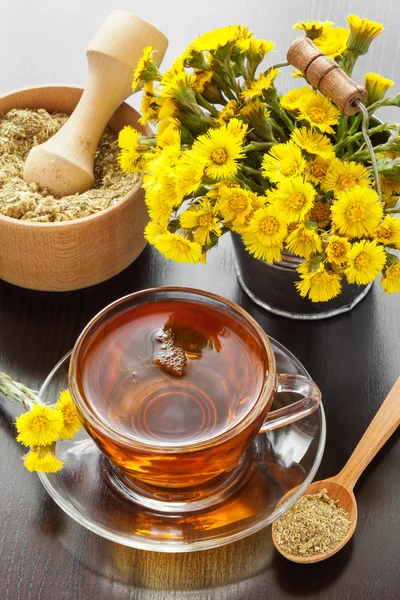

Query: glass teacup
[{"left": 69, "top": 287, "right": 321, "bottom": 506}]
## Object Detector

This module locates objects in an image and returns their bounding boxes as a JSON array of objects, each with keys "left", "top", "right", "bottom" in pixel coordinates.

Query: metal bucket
[{"left": 231, "top": 233, "right": 372, "bottom": 320}]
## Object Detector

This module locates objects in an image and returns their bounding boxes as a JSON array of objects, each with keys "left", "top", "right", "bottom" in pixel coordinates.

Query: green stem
[
  {"left": 367, "top": 94, "right": 400, "bottom": 114},
  {"left": 235, "top": 171, "right": 265, "bottom": 194},
  {"left": 386, "top": 208, "right": 400, "bottom": 213},
  {"left": 243, "top": 142, "right": 275, "bottom": 152},
  {"left": 194, "top": 91, "right": 219, "bottom": 117},
  {"left": 0, "top": 372, "right": 38, "bottom": 411},
  {"left": 334, "top": 123, "right": 396, "bottom": 153}
]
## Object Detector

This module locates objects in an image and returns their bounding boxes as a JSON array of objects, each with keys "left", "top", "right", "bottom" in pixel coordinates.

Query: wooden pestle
[
  {"left": 286, "top": 37, "right": 367, "bottom": 115},
  {"left": 23, "top": 11, "right": 168, "bottom": 197}
]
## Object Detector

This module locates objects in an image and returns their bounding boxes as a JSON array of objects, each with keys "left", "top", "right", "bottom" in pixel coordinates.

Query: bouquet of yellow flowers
[{"left": 118, "top": 16, "right": 400, "bottom": 302}]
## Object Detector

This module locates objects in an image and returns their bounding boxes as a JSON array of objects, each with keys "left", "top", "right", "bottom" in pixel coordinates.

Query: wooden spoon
[
  {"left": 23, "top": 11, "right": 168, "bottom": 197},
  {"left": 272, "top": 377, "right": 400, "bottom": 563}
]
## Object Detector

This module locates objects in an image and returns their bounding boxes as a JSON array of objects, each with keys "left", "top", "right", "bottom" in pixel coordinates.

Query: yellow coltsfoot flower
[
  {"left": 180, "top": 199, "right": 221, "bottom": 245},
  {"left": 314, "top": 27, "right": 350, "bottom": 59},
  {"left": 296, "top": 265, "right": 342, "bottom": 302},
  {"left": 275, "top": 176, "right": 316, "bottom": 223},
  {"left": 347, "top": 15, "right": 383, "bottom": 56},
  {"left": 291, "top": 127, "right": 335, "bottom": 160},
  {"left": 304, "top": 156, "right": 332, "bottom": 186},
  {"left": 132, "top": 47, "right": 160, "bottom": 91},
  {"left": 144, "top": 221, "right": 166, "bottom": 244},
  {"left": 16, "top": 404, "right": 64, "bottom": 448},
  {"left": 154, "top": 231, "right": 203, "bottom": 264},
  {"left": 293, "top": 20, "right": 334, "bottom": 40},
  {"left": 247, "top": 205, "right": 288, "bottom": 247},
  {"left": 217, "top": 100, "right": 239, "bottom": 125},
  {"left": 117, "top": 126, "right": 143, "bottom": 173},
  {"left": 345, "top": 240, "right": 386, "bottom": 285},
  {"left": 331, "top": 186, "right": 383, "bottom": 238},
  {"left": 381, "top": 262, "right": 400, "bottom": 293},
  {"left": 217, "top": 186, "right": 255, "bottom": 228},
  {"left": 56, "top": 390, "right": 82, "bottom": 441},
  {"left": 226, "top": 118, "right": 248, "bottom": 141},
  {"left": 190, "top": 25, "right": 252, "bottom": 52},
  {"left": 241, "top": 68, "right": 279, "bottom": 100},
  {"left": 242, "top": 231, "right": 282, "bottom": 263},
  {"left": 307, "top": 200, "right": 331, "bottom": 228},
  {"left": 174, "top": 153, "right": 206, "bottom": 197},
  {"left": 297, "top": 92, "right": 340, "bottom": 134},
  {"left": 191, "top": 126, "right": 244, "bottom": 180},
  {"left": 280, "top": 87, "right": 313, "bottom": 112},
  {"left": 286, "top": 223, "right": 323, "bottom": 259},
  {"left": 323, "top": 159, "right": 371, "bottom": 195},
  {"left": 23, "top": 444, "right": 63, "bottom": 474},
  {"left": 364, "top": 73, "right": 394, "bottom": 106},
  {"left": 373, "top": 215, "right": 400, "bottom": 248},
  {"left": 326, "top": 235, "right": 351, "bottom": 265},
  {"left": 262, "top": 141, "right": 305, "bottom": 184}
]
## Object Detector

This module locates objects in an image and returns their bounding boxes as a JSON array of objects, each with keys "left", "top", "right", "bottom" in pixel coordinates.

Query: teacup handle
[{"left": 259, "top": 374, "right": 321, "bottom": 433}]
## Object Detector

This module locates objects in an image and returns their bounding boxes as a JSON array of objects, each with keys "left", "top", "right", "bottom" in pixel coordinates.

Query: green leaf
[
  {"left": 307, "top": 254, "right": 325, "bottom": 273},
  {"left": 304, "top": 221, "right": 318, "bottom": 230}
]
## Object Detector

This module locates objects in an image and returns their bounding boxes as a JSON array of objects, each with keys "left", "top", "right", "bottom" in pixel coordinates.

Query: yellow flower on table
[
  {"left": 56, "top": 390, "right": 82, "bottom": 441},
  {"left": 23, "top": 444, "right": 63, "bottom": 474},
  {"left": 307, "top": 200, "right": 331, "bottom": 228},
  {"left": 373, "top": 215, "right": 400, "bottom": 248},
  {"left": 326, "top": 235, "right": 351, "bottom": 265},
  {"left": 286, "top": 223, "right": 323, "bottom": 259},
  {"left": 345, "top": 240, "right": 386, "bottom": 285},
  {"left": 191, "top": 126, "right": 244, "bottom": 180},
  {"left": 190, "top": 25, "right": 252, "bottom": 52},
  {"left": 364, "top": 73, "right": 394, "bottom": 106},
  {"left": 304, "top": 156, "right": 331, "bottom": 186},
  {"left": 331, "top": 186, "right": 383, "bottom": 238},
  {"left": 322, "top": 159, "right": 371, "bottom": 195},
  {"left": 291, "top": 127, "right": 335, "bottom": 160},
  {"left": 16, "top": 404, "right": 64, "bottom": 448},
  {"left": 297, "top": 92, "right": 340, "bottom": 134},
  {"left": 314, "top": 27, "right": 350, "bottom": 59},
  {"left": 381, "top": 263, "right": 400, "bottom": 293},
  {"left": 241, "top": 232, "right": 282, "bottom": 264},
  {"left": 296, "top": 264, "right": 342, "bottom": 302},
  {"left": 280, "top": 87, "right": 313, "bottom": 112},
  {"left": 154, "top": 231, "right": 203, "bottom": 264},
  {"left": 180, "top": 199, "right": 221, "bottom": 245},
  {"left": 347, "top": 15, "right": 383, "bottom": 56},
  {"left": 241, "top": 68, "right": 279, "bottom": 100},
  {"left": 247, "top": 205, "right": 287, "bottom": 247},
  {"left": 262, "top": 141, "right": 305, "bottom": 184},
  {"left": 275, "top": 176, "right": 316, "bottom": 223}
]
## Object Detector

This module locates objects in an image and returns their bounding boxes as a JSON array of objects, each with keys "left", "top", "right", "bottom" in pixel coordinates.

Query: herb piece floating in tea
[
  {"left": 273, "top": 489, "right": 351, "bottom": 557},
  {"left": 154, "top": 318, "right": 222, "bottom": 376},
  {"left": 0, "top": 108, "right": 139, "bottom": 221},
  {"left": 155, "top": 328, "right": 187, "bottom": 377}
]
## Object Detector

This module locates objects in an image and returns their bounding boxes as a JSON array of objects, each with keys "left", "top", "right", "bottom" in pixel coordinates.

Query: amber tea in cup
[{"left": 70, "top": 288, "right": 320, "bottom": 496}]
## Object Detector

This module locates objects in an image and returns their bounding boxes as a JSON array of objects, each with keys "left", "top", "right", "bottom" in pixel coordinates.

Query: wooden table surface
[{"left": 0, "top": 236, "right": 399, "bottom": 600}]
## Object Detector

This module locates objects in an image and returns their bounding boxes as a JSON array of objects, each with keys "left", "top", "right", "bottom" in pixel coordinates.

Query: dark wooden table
[{"left": 0, "top": 235, "right": 399, "bottom": 600}]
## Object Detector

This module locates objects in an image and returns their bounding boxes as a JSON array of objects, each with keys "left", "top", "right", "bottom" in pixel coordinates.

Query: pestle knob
[
  {"left": 286, "top": 37, "right": 367, "bottom": 116},
  {"left": 23, "top": 11, "right": 168, "bottom": 197}
]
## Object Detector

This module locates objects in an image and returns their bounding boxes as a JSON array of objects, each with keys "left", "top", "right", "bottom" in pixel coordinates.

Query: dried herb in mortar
[
  {"left": 273, "top": 489, "right": 351, "bottom": 557},
  {"left": 0, "top": 108, "right": 139, "bottom": 221}
]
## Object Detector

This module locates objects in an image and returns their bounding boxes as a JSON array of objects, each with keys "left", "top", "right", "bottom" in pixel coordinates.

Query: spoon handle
[{"left": 336, "top": 377, "right": 400, "bottom": 490}]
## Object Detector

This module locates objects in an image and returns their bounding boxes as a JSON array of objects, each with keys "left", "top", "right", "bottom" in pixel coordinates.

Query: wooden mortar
[{"left": 0, "top": 85, "right": 150, "bottom": 292}]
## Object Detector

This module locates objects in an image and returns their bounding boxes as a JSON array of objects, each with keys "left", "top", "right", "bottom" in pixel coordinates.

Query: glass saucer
[{"left": 38, "top": 338, "right": 326, "bottom": 553}]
